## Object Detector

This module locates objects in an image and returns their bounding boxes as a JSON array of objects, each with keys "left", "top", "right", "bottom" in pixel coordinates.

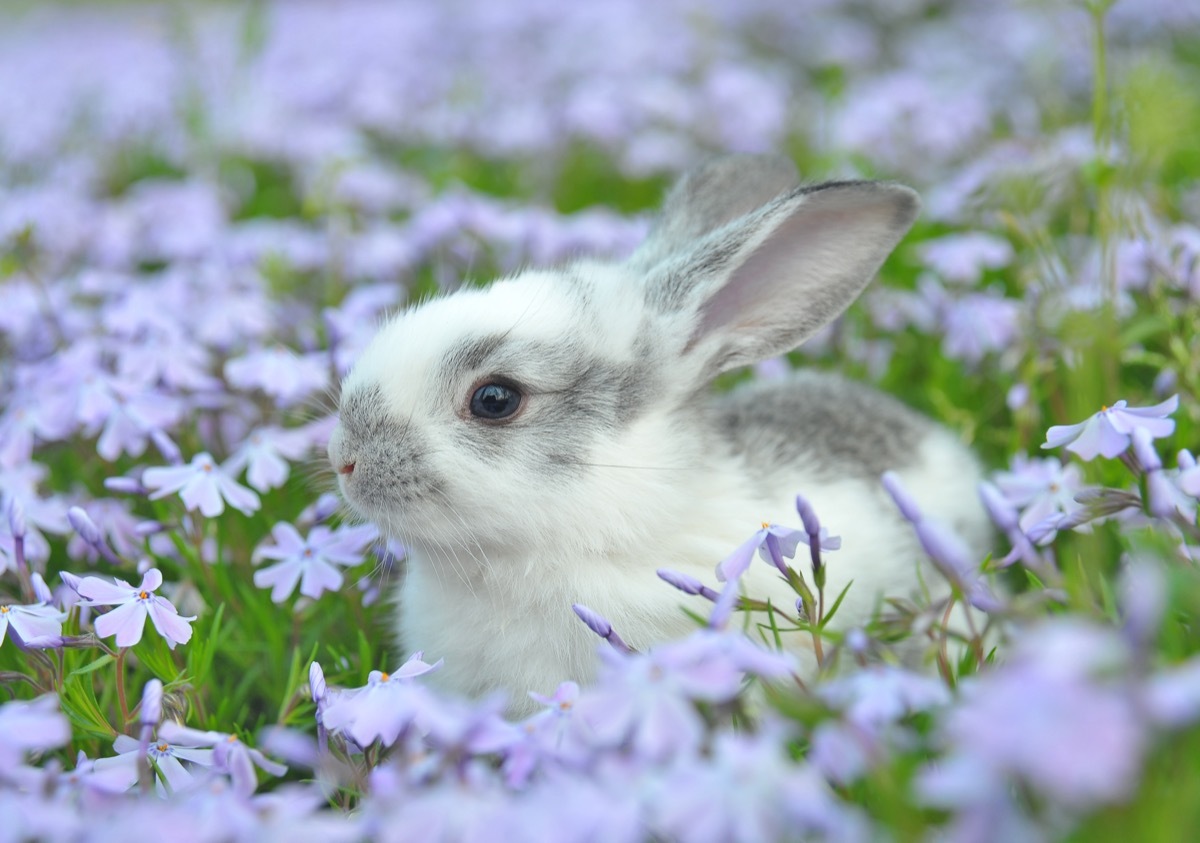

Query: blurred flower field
[{"left": 2, "top": 0, "right": 1200, "bottom": 840}]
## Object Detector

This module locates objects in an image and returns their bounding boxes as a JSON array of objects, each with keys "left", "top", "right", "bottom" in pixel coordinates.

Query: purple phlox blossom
[
  {"left": 142, "top": 451, "right": 261, "bottom": 517},
  {"left": 0, "top": 695, "right": 70, "bottom": 772},
  {"left": 225, "top": 426, "right": 312, "bottom": 493},
  {"left": 1177, "top": 449, "right": 1200, "bottom": 497},
  {"left": 1042, "top": 395, "right": 1179, "bottom": 460},
  {"left": 297, "top": 492, "right": 342, "bottom": 527},
  {"left": 90, "top": 732, "right": 216, "bottom": 796},
  {"left": 795, "top": 494, "right": 842, "bottom": 553},
  {"left": 715, "top": 522, "right": 804, "bottom": 582},
  {"left": 882, "top": 472, "right": 1003, "bottom": 612},
  {"left": 320, "top": 652, "right": 444, "bottom": 749},
  {"left": 572, "top": 603, "right": 634, "bottom": 654},
  {"left": 75, "top": 568, "right": 196, "bottom": 649},
  {"left": 992, "top": 454, "right": 1085, "bottom": 533},
  {"left": 811, "top": 665, "right": 951, "bottom": 785},
  {"left": 65, "top": 497, "right": 141, "bottom": 564},
  {"left": 574, "top": 629, "right": 792, "bottom": 764},
  {"left": 81, "top": 374, "right": 184, "bottom": 463},
  {"left": 651, "top": 729, "right": 873, "bottom": 843},
  {"left": 1, "top": 464, "right": 71, "bottom": 562},
  {"left": 224, "top": 346, "right": 329, "bottom": 407},
  {"left": 253, "top": 521, "right": 378, "bottom": 603},
  {"left": 939, "top": 288, "right": 1022, "bottom": 365},
  {"left": 156, "top": 721, "right": 287, "bottom": 798},
  {"left": 919, "top": 231, "right": 1014, "bottom": 284},
  {"left": 657, "top": 568, "right": 720, "bottom": 602},
  {"left": 924, "top": 620, "right": 1144, "bottom": 811},
  {"left": 0, "top": 390, "right": 75, "bottom": 469},
  {"left": 506, "top": 682, "right": 593, "bottom": 785},
  {"left": 0, "top": 601, "right": 66, "bottom": 648},
  {"left": 419, "top": 693, "right": 520, "bottom": 758},
  {"left": 67, "top": 504, "right": 124, "bottom": 565},
  {"left": 1118, "top": 557, "right": 1167, "bottom": 649},
  {"left": 1143, "top": 656, "right": 1200, "bottom": 729},
  {"left": 1133, "top": 428, "right": 1198, "bottom": 521},
  {"left": 978, "top": 481, "right": 1046, "bottom": 570}
]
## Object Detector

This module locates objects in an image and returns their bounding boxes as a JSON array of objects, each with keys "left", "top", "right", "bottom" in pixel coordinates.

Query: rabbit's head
[{"left": 329, "top": 155, "right": 919, "bottom": 564}]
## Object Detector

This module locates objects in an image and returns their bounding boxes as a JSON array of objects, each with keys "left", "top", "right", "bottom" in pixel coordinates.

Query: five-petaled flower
[
  {"left": 716, "top": 522, "right": 805, "bottom": 582},
  {"left": 1042, "top": 395, "right": 1179, "bottom": 461},
  {"left": 253, "top": 522, "right": 378, "bottom": 603},
  {"left": 142, "top": 452, "right": 261, "bottom": 517},
  {"left": 74, "top": 568, "right": 196, "bottom": 649},
  {"left": 0, "top": 601, "right": 66, "bottom": 648}
]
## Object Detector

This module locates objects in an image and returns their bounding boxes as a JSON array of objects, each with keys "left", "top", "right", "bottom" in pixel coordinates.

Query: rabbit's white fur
[{"left": 331, "top": 155, "right": 990, "bottom": 708}]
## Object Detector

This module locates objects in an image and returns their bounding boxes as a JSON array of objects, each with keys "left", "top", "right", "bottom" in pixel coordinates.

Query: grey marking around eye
[{"left": 709, "top": 370, "right": 932, "bottom": 479}]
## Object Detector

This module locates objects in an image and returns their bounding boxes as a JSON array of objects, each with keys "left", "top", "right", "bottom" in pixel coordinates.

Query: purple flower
[
  {"left": 253, "top": 521, "right": 377, "bottom": 603},
  {"left": 1133, "top": 428, "right": 1197, "bottom": 520},
  {"left": 91, "top": 732, "right": 215, "bottom": 795},
  {"left": 225, "top": 427, "right": 312, "bottom": 493},
  {"left": 978, "top": 481, "right": 1045, "bottom": 570},
  {"left": 657, "top": 568, "right": 720, "bottom": 602},
  {"left": 882, "top": 472, "right": 1003, "bottom": 612},
  {"left": 225, "top": 347, "right": 329, "bottom": 408},
  {"left": 939, "top": 289, "right": 1021, "bottom": 364},
  {"left": 75, "top": 568, "right": 196, "bottom": 649},
  {"left": 992, "top": 455, "right": 1085, "bottom": 533},
  {"left": 142, "top": 452, "right": 261, "bottom": 517},
  {"left": 926, "top": 621, "right": 1144, "bottom": 810},
  {"left": 716, "top": 522, "right": 804, "bottom": 581},
  {"left": 1042, "top": 395, "right": 1179, "bottom": 460},
  {"left": 571, "top": 603, "right": 634, "bottom": 654},
  {"left": 0, "top": 602, "right": 66, "bottom": 648},
  {"left": 156, "top": 721, "right": 285, "bottom": 798},
  {"left": 0, "top": 695, "right": 70, "bottom": 771},
  {"left": 919, "top": 231, "right": 1014, "bottom": 284},
  {"left": 320, "top": 652, "right": 444, "bottom": 748}
]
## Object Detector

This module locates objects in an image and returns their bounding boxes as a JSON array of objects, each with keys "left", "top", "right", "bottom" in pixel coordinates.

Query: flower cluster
[{"left": 1, "top": 0, "right": 1199, "bottom": 841}]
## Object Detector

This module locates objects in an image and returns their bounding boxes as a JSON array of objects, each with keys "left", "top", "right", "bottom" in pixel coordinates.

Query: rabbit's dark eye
[{"left": 470, "top": 383, "right": 522, "bottom": 420}]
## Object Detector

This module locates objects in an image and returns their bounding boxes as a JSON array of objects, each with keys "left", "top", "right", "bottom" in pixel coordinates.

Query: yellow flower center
[
  {"left": 761, "top": 521, "right": 770, "bottom": 529},
  {"left": 381, "top": 672, "right": 390, "bottom": 681},
  {"left": 139, "top": 591, "right": 150, "bottom": 600}
]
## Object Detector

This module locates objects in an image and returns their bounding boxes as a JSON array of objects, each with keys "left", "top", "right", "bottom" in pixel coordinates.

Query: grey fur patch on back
[{"left": 708, "top": 371, "right": 935, "bottom": 479}]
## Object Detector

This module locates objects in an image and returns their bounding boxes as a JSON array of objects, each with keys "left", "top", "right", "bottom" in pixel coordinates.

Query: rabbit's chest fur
[{"left": 396, "top": 373, "right": 988, "bottom": 710}]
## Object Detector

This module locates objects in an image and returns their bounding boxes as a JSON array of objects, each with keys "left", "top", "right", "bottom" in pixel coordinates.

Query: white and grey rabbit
[{"left": 329, "top": 154, "right": 991, "bottom": 706}]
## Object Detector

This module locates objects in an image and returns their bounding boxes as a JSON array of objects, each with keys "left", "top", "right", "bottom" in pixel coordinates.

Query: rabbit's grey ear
[
  {"left": 630, "top": 154, "right": 799, "bottom": 270},
  {"left": 647, "top": 180, "right": 919, "bottom": 378}
]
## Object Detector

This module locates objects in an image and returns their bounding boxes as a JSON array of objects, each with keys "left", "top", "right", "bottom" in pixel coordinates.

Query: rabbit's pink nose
[{"left": 338, "top": 461, "right": 356, "bottom": 475}]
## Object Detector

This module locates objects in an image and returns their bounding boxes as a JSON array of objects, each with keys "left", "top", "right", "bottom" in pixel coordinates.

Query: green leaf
[
  {"left": 68, "top": 654, "right": 115, "bottom": 678},
  {"left": 819, "top": 580, "right": 855, "bottom": 629}
]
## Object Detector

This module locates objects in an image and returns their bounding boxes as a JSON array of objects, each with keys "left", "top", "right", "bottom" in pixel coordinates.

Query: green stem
[{"left": 115, "top": 649, "right": 129, "bottom": 727}]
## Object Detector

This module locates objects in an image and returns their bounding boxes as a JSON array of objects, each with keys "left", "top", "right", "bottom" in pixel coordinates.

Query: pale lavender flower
[
  {"left": 572, "top": 604, "right": 634, "bottom": 654},
  {"left": 65, "top": 498, "right": 141, "bottom": 564},
  {"left": 1178, "top": 450, "right": 1200, "bottom": 497},
  {"left": 882, "top": 472, "right": 1002, "bottom": 612},
  {"left": 1133, "top": 428, "right": 1197, "bottom": 520},
  {"left": 716, "top": 522, "right": 804, "bottom": 581},
  {"left": 928, "top": 621, "right": 1144, "bottom": 810},
  {"left": 75, "top": 568, "right": 196, "bottom": 649},
  {"left": 320, "top": 652, "right": 444, "bottom": 748},
  {"left": 1143, "top": 657, "right": 1200, "bottom": 728},
  {"left": 651, "top": 729, "right": 873, "bottom": 843},
  {"left": 225, "top": 347, "right": 329, "bottom": 407},
  {"left": 656, "top": 568, "right": 720, "bottom": 602},
  {"left": 0, "top": 695, "right": 70, "bottom": 771},
  {"left": 992, "top": 455, "right": 1086, "bottom": 533},
  {"left": 1042, "top": 395, "right": 1179, "bottom": 460},
  {"left": 225, "top": 426, "right": 312, "bottom": 493},
  {"left": 91, "top": 732, "right": 215, "bottom": 795},
  {"left": 940, "top": 289, "right": 1021, "bottom": 364},
  {"left": 156, "top": 721, "right": 285, "bottom": 798},
  {"left": 253, "top": 522, "right": 377, "bottom": 603},
  {"left": 142, "top": 452, "right": 261, "bottom": 517},
  {"left": 978, "top": 481, "right": 1045, "bottom": 569},
  {"left": 0, "top": 601, "right": 66, "bottom": 648},
  {"left": 919, "top": 231, "right": 1014, "bottom": 284}
]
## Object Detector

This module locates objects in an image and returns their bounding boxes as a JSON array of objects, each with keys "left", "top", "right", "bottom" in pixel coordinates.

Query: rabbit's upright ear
[
  {"left": 642, "top": 177, "right": 919, "bottom": 379},
  {"left": 630, "top": 154, "right": 799, "bottom": 270}
]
